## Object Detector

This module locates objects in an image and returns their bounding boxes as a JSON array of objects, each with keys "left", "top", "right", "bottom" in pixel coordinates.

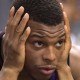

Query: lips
[{"left": 38, "top": 65, "right": 56, "bottom": 75}]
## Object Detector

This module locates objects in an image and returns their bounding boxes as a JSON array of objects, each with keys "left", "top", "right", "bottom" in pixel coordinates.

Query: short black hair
[{"left": 12, "top": 0, "right": 64, "bottom": 26}]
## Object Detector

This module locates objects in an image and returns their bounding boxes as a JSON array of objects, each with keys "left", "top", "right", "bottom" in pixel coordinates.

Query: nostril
[
  {"left": 42, "top": 52, "right": 56, "bottom": 62},
  {"left": 42, "top": 46, "right": 56, "bottom": 62}
]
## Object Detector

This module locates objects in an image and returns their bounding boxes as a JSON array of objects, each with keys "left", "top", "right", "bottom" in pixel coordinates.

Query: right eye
[{"left": 33, "top": 41, "right": 44, "bottom": 48}]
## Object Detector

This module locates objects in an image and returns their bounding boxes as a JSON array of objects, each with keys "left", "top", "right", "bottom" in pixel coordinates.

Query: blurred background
[
  {"left": 0, "top": 0, "right": 80, "bottom": 46},
  {"left": 0, "top": 0, "right": 12, "bottom": 31}
]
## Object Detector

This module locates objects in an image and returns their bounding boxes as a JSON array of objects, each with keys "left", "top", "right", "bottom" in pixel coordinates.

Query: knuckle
[
  {"left": 19, "top": 36, "right": 26, "bottom": 44},
  {"left": 7, "top": 20, "right": 11, "bottom": 27},
  {"left": 22, "top": 17, "right": 26, "bottom": 22},
  {"left": 16, "top": 10, "right": 23, "bottom": 16},
  {"left": 20, "top": 36, "right": 26, "bottom": 42},
  {"left": 11, "top": 21, "right": 16, "bottom": 27},
  {"left": 16, "top": 11, "right": 21, "bottom": 16},
  {"left": 8, "top": 41, "right": 16, "bottom": 51}
]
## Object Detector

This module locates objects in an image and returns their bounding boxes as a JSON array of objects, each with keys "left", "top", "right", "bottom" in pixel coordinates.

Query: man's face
[{"left": 25, "top": 20, "right": 65, "bottom": 80}]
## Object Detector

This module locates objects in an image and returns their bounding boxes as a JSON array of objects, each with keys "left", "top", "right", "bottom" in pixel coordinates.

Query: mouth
[{"left": 38, "top": 65, "right": 56, "bottom": 76}]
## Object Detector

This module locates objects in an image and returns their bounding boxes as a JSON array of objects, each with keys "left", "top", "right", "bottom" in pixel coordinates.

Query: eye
[
  {"left": 55, "top": 40, "right": 64, "bottom": 48},
  {"left": 33, "top": 41, "right": 44, "bottom": 48}
]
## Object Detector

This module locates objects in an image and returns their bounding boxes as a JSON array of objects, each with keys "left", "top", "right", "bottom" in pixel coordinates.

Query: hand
[
  {"left": 2, "top": 6, "right": 31, "bottom": 74},
  {"left": 56, "top": 3, "right": 74, "bottom": 80}
]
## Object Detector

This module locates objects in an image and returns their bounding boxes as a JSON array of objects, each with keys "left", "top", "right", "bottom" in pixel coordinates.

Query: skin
[
  {"left": 70, "top": 45, "right": 80, "bottom": 80},
  {"left": 0, "top": 4, "right": 73, "bottom": 80},
  {"left": 23, "top": 20, "right": 65, "bottom": 80},
  {"left": 60, "top": 3, "right": 80, "bottom": 80}
]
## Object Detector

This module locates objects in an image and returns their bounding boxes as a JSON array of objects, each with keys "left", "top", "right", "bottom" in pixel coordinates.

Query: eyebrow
[
  {"left": 30, "top": 33, "right": 47, "bottom": 38},
  {"left": 58, "top": 32, "right": 65, "bottom": 38},
  {"left": 30, "top": 32, "right": 65, "bottom": 38}
]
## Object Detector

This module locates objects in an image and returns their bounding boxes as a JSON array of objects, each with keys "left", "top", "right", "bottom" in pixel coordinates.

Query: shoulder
[{"left": 70, "top": 44, "right": 80, "bottom": 80}]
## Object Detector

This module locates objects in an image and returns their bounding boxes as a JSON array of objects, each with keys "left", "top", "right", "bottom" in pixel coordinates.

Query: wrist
[
  {"left": 0, "top": 67, "right": 19, "bottom": 80},
  {"left": 57, "top": 65, "right": 74, "bottom": 80}
]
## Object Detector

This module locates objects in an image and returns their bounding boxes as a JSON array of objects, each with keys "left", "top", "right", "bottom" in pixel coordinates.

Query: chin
[{"left": 30, "top": 71, "right": 53, "bottom": 80}]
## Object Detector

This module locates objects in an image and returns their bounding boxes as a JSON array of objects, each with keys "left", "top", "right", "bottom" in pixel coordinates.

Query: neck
[{"left": 18, "top": 70, "right": 58, "bottom": 80}]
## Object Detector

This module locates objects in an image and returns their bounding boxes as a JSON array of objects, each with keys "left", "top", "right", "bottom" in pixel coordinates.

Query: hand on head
[
  {"left": 57, "top": 3, "right": 73, "bottom": 80},
  {"left": 2, "top": 6, "right": 31, "bottom": 73}
]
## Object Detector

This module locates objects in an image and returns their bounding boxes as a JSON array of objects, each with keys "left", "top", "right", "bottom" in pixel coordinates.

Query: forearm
[
  {"left": 58, "top": 66, "right": 74, "bottom": 80},
  {"left": 0, "top": 68, "right": 19, "bottom": 80}
]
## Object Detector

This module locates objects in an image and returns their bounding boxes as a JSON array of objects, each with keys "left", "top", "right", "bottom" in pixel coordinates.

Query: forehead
[{"left": 28, "top": 20, "right": 64, "bottom": 33}]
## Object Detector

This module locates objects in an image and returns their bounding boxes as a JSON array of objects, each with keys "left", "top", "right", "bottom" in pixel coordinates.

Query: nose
[{"left": 42, "top": 46, "right": 56, "bottom": 62}]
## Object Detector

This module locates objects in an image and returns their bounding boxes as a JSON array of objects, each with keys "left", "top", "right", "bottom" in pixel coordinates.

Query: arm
[
  {"left": 0, "top": 6, "right": 31, "bottom": 80},
  {"left": 57, "top": 3, "right": 74, "bottom": 80},
  {"left": 0, "top": 68, "right": 19, "bottom": 80},
  {"left": 70, "top": 45, "right": 80, "bottom": 80}
]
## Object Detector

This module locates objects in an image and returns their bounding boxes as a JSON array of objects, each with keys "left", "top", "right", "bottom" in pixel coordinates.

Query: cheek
[
  {"left": 25, "top": 45, "right": 43, "bottom": 67},
  {"left": 56, "top": 47, "right": 64, "bottom": 61}
]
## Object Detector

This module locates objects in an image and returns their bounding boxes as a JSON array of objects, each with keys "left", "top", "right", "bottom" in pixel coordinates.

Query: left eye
[
  {"left": 55, "top": 40, "right": 64, "bottom": 48},
  {"left": 34, "top": 41, "right": 44, "bottom": 48}
]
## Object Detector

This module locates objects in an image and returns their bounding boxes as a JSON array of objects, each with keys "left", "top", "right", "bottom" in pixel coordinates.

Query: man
[{"left": 0, "top": 0, "right": 73, "bottom": 80}]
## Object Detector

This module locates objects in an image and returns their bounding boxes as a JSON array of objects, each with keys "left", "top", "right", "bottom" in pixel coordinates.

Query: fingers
[
  {"left": 5, "top": 6, "right": 30, "bottom": 43},
  {"left": 60, "top": 2, "right": 70, "bottom": 31},
  {"left": 6, "top": 6, "right": 25, "bottom": 39},
  {"left": 6, "top": 6, "right": 15, "bottom": 35},
  {"left": 57, "top": 25, "right": 71, "bottom": 65},
  {"left": 62, "top": 25, "right": 71, "bottom": 61},
  {"left": 60, "top": 3, "right": 63, "bottom": 10},
  {"left": 16, "top": 27, "right": 31, "bottom": 63},
  {"left": 19, "top": 27, "right": 31, "bottom": 45},
  {"left": 12, "top": 6, "right": 24, "bottom": 29},
  {"left": 14, "top": 13, "right": 29, "bottom": 39},
  {"left": 8, "top": 6, "right": 15, "bottom": 23},
  {"left": 62, "top": 12, "right": 71, "bottom": 61},
  {"left": 60, "top": 2, "right": 71, "bottom": 61},
  {"left": 3, "top": 6, "right": 31, "bottom": 72},
  {"left": 63, "top": 12, "right": 70, "bottom": 32},
  {"left": 11, "top": 6, "right": 24, "bottom": 36}
]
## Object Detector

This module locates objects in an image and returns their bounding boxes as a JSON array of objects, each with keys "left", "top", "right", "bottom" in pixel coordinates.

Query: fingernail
[
  {"left": 63, "top": 11, "right": 65, "bottom": 14},
  {"left": 26, "top": 26, "right": 30, "bottom": 31},
  {"left": 64, "top": 25, "right": 67, "bottom": 29},
  {"left": 26, "top": 26, "right": 31, "bottom": 33},
  {"left": 60, "top": 3, "right": 62, "bottom": 6},
  {"left": 24, "top": 13, "right": 29, "bottom": 18},
  {"left": 60, "top": 3, "right": 63, "bottom": 7},
  {"left": 63, "top": 11, "right": 66, "bottom": 17},
  {"left": 19, "top": 6, "right": 24, "bottom": 11},
  {"left": 11, "top": 6, "right": 15, "bottom": 11}
]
